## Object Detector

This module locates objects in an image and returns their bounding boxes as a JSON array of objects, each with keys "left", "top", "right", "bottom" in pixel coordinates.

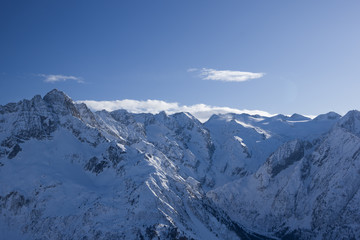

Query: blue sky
[{"left": 1, "top": 0, "right": 360, "bottom": 117}]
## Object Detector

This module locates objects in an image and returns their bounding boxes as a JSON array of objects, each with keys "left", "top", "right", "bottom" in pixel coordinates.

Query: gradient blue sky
[{"left": 1, "top": 0, "right": 360, "bottom": 116}]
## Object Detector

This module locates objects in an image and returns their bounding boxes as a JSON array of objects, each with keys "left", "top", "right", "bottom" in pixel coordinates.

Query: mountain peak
[
  {"left": 172, "top": 112, "right": 197, "bottom": 122},
  {"left": 156, "top": 110, "right": 168, "bottom": 119},
  {"left": 43, "top": 89, "right": 79, "bottom": 117},
  {"left": 338, "top": 110, "right": 360, "bottom": 137},
  {"left": 289, "top": 113, "right": 310, "bottom": 121},
  {"left": 314, "top": 111, "right": 341, "bottom": 121},
  {"left": 339, "top": 110, "right": 360, "bottom": 123},
  {"left": 43, "top": 89, "right": 70, "bottom": 102},
  {"left": 267, "top": 114, "right": 287, "bottom": 122},
  {"left": 344, "top": 109, "right": 360, "bottom": 117}
]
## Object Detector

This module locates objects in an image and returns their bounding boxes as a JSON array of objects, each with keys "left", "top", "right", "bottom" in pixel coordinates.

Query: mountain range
[{"left": 1, "top": 89, "right": 359, "bottom": 239}]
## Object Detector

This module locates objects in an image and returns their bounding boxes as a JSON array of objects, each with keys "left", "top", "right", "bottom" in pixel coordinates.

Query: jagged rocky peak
[
  {"left": 75, "top": 103, "right": 98, "bottom": 127},
  {"left": 109, "top": 109, "right": 147, "bottom": 127},
  {"left": 24, "top": 94, "right": 48, "bottom": 112},
  {"left": 111, "top": 109, "right": 130, "bottom": 115},
  {"left": 171, "top": 112, "right": 201, "bottom": 129},
  {"left": 0, "top": 90, "right": 97, "bottom": 153},
  {"left": 110, "top": 109, "right": 131, "bottom": 120},
  {"left": 339, "top": 110, "right": 360, "bottom": 122},
  {"left": 155, "top": 110, "right": 169, "bottom": 121},
  {"left": 43, "top": 89, "right": 80, "bottom": 117},
  {"left": 172, "top": 111, "right": 197, "bottom": 122},
  {"left": 314, "top": 111, "right": 341, "bottom": 121},
  {"left": 43, "top": 89, "right": 71, "bottom": 104},
  {"left": 30, "top": 94, "right": 43, "bottom": 104},
  {"left": 337, "top": 110, "right": 360, "bottom": 137},
  {"left": 0, "top": 94, "right": 45, "bottom": 114},
  {"left": 149, "top": 111, "right": 177, "bottom": 127},
  {"left": 205, "top": 113, "right": 222, "bottom": 123}
]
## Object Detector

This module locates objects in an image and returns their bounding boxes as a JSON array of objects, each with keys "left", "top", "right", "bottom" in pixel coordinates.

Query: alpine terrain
[{"left": 1, "top": 89, "right": 359, "bottom": 239}]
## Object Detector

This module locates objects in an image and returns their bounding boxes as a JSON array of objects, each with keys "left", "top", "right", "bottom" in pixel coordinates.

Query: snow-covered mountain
[
  {"left": 1, "top": 89, "right": 358, "bottom": 239},
  {"left": 207, "top": 111, "right": 360, "bottom": 239}
]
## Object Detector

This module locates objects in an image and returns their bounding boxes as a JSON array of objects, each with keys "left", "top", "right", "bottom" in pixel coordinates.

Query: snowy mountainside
[
  {"left": 207, "top": 111, "right": 360, "bottom": 239},
  {"left": 204, "top": 111, "right": 339, "bottom": 188},
  {"left": 0, "top": 90, "right": 270, "bottom": 239},
  {"left": 0, "top": 89, "right": 357, "bottom": 239}
]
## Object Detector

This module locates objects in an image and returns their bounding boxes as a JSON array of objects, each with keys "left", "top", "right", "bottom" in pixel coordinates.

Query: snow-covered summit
[{"left": 313, "top": 111, "right": 341, "bottom": 121}]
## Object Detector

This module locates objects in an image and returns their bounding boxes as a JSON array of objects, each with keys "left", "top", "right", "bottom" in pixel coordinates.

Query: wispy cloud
[
  {"left": 189, "top": 68, "right": 265, "bottom": 82},
  {"left": 187, "top": 68, "right": 198, "bottom": 72},
  {"left": 40, "top": 74, "right": 84, "bottom": 83},
  {"left": 78, "top": 99, "right": 274, "bottom": 122}
]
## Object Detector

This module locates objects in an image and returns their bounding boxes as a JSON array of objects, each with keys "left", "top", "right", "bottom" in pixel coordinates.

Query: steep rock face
[
  {"left": 0, "top": 95, "right": 55, "bottom": 144},
  {"left": 43, "top": 89, "right": 81, "bottom": 117},
  {"left": 265, "top": 139, "right": 305, "bottom": 177},
  {"left": 337, "top": 110, "right": 360, "bottom": 137}
]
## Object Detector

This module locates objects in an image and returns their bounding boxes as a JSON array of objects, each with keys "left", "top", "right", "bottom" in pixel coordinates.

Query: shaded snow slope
[{"left": 208, "top": 111, "right": 360, "bottom": 239}]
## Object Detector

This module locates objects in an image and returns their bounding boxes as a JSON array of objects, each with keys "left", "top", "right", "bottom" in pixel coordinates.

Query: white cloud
[
  {"left": 187, "top": 68, "right": 198, "bottom": 72},
  {"left": 40, "top": 74, "right": 84, "bottom": 83},
  {"left": 191, "top": 68, "right": 264, "bottom": 82},
  {"left": 78, "top": 99, "right": 274, "bottom": 122}
]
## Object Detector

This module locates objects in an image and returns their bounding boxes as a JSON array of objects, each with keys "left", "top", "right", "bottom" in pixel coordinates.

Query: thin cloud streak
[
  {"left": 40, "top": 74, "right": 84, "bottom": 83},
  {"left": 187, "top": 68, "right": 198, "bottom": 72},
  {"left": 79, "top": 99, "right": 274, "bottom": 122},
  {"left": 189, "top": 68, "right": 265, "bottom": 82}
]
